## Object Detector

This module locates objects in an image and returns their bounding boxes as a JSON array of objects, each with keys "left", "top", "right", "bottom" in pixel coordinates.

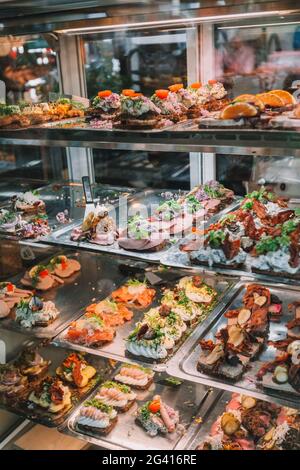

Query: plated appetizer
[
  {"left": 28, "top": 376, "right": 72, "bottom": 414},
  {"left": 114, "top": 363, "right": 154, "bottom": 390},
  {"left": 0, "top": 365, "right": 29, "bottom": 400},
  {"left": 111, "top": 279, "right": 156, "bottom": 309},
  {"left": 118, "top": 214, "right": 169, "bottom": 252},
  {"left": 15, "top": 295, "right": 60, "bottom": 328},
  {"left": 95, "top": 381, "right": 137, "bottom": 412},
  {"left": 88, "top": 90, "right": 121, "bottom": 121},
  {"left": 70, "top": 205, "right": 118, "bottom": 245},
  {"left": 16, "top": 349, "right": 51, "bottom": 380},
  {"left": 21, "top": 264, "right": 64, "bottom": 290},
  {"left": 136, "top": 395, "right": 180, "bottom": 437},
  {"left": 197, "top": 284, "right": 280, "bottom": 382},
  {"left": 151, "top": 88, "right": 186, "bottom": 122},
  {"left": 65, "top": 314, "right": 115, "bottom": 347},
  {"left": 75, "top": 398, "right": 118, "bottom": 435},
  {"left": 12, "top": 190, "right": 45, "bottom": 214},
  {"left": 85, "top": 299, "right": 133, "bottom": 327},
  {"left": 56, "top": 353, "right": 97, "bottom": 389},
  {"left": 119, "top": 90, "right": 162, "bottom": 129},
  {"left": 198, "top": 393, "right": 283, "bottom": 450},
  {"left": 49, "top": 255, "right": 81, "bottom": 279},
  {"left": 0, "top": 282, "right": 32, "bottom": 319}
]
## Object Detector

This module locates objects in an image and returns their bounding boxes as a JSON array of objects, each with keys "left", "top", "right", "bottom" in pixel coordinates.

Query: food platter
[
  {"left": 59, "top": 364, "right": 212, "bottom": 451},
  {"left": 0, "top": 249, "right": 126, "bottom": 338},
  {"left": 167, "top": 280, "right": 300, "bottom": 409},
  {"left": 38, "top": 189, "right": 241, "bottom": 263},
  {"left": 0, "top": 342, "right": 110, "bottom": 427},
  {"left": 0, "top": 182, "right": 136, "bottom": 241},
  {"left": 52, "top": 269, "right": 237, "bottom": 371}
]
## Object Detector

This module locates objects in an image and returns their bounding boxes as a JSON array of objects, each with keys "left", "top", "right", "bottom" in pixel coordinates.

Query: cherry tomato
[
  {"left": 98, "top": 90, "right": 112, "bottom": 98},
  {"left": 155, "top": 89, "right": 169, "bottom": 99},
  {"left": 148, "top": 400, "right": 160, "bottom": 413}
]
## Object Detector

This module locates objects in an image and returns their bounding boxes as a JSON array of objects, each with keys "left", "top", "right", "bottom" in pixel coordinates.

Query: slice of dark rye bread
[
  {"left": 189, "top": 257, "right": 245, "bottom": 270},
  {"left": 77, "top": 416, "right": 118, "bottom": 436},
  {"left": 114, "top": 375, "right": 154, "bottom": 391},
  {"left": 251, "top": 267, "right": 300, "bottom": 280},
  {"left": 125, "top": 349, "right": 170, "bottom": 364}
]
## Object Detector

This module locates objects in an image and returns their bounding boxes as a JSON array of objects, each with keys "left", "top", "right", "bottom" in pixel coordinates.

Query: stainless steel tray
[
  {"left": 52, "top": 269, "right": 237, "bottom": 372},
  {"left": 59, "top": 365, "right": 212, "bottom": 451},
  {"left": 0, "top": 249, "right": 126, "bottom": 338},
  {"left": 0, "top": 182, "right": 136, "bottom": 241},
  {"left": 0, "top": 342, "right": 112, "bottom": 428},
  {"left": 39, "top": 191, "right": 241, "bottom": 263},
  {"left": 161, "top": 198, "right": 300, "bottom": 286},
  {"left": 167, "top": 280, "right": 300, "bottom": 409}
]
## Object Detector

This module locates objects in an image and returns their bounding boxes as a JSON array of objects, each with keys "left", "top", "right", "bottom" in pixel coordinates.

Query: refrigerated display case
[{"left": 1, "top": 1, "right": 300, "bottom": 451}]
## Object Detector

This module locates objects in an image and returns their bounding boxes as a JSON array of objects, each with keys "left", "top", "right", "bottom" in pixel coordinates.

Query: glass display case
[{"left": 1, "top": 1, "right": 300, "bottom": 452}]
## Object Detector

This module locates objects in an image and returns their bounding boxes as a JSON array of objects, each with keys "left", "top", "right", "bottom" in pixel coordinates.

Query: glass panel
[
  {"left": 215, "top": 22, "right": 300, "bottom": 197},
  {"left": 83, "top": 29, "right": 187, "bottom": 98},
  {"left": 83, "top": 28, "right": 190, "bottom": 190},
  {"left": 93, "top": 150, "right": 190, "bottom": 191},
  {"left": 0, "top": 34, "right": 59, "bottom": 104},
  {"left": 215, "top": 22, "right": 300, "bottom": 96}
]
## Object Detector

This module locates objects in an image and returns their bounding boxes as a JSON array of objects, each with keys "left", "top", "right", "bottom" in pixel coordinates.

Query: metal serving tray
[
  {"left": 40, "top": 189, "right": 187, "bottom": 262},
  {"left": 0, "top": 182, "right": 136, "bottom": 241},
  {"left": 161, "top": 198, "right": 300, "bottom": 286},
  {"left": 52, "top": 269, "right": 237, "bottom": 372},
  {"left": 40, "top": 190, "right": 241, "bottom": 263},
  {"left": 167, "top": 280, "right": 300, "bottom": 409},
  {"left": 59, "top": 365, "right": 212, "bottom": 451},
  {"left": 0, "top": 342, "right": 111, "bottom": 428},
  {"left": 0, "top": 249, "right": 126, "bottom": 339}
]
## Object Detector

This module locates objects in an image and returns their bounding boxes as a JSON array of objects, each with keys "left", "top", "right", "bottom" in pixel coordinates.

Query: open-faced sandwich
[
  {"left": 0, "top": 282, "right": 32, "bottom": 319},
  {"left": 28, "top": 376, "right": 72, "bottom": 414},
  {"left": 0, "top": 365, "right": 29, "bottom": 400},
  {"left": 136, "top": 394, "right": 179, "bottom": 437},
  {"left": 177, "top": 276, "right": 218, "bottom": 305},
  {"left": 85, "top": 299, "right": 133, "bottom": 327},
  {"left": 15, "top": 295, "right": 60, "bottom": 328},
  {"left": 21, "top": 264, "right": 64, "bottom": 290},
  {"left": 65, "top": 313, "right": 115, "bottom": 347},
  {"left": 111, "top": 279, "right": 156, "bottom": 309},
  {"left": 75, "top": 398, "right": 118, "bottom": 435},
  {"left": 95, "top": 381, "right": 137, "bottom": 412},
  {"left": 187, "top": 180, "right": 235, "bottom": 215},
  {"left": 48, "top": 98, "right": 85, "bottom": 120},
  {"left": 0, "top": 208, "right": 20, "bottom": 232},
  {"left": 16, "top": 348, "right": 51, "bottom": 380},
  {"left": 119, "top": 89, "right": 162, "bottom": 129},
  {"left": 126, "top": 321, "right": 174, "bottom": 362},
  {"left": 49, "top": 255, "right": 81, "bottom": 279},
  {"left": 151, "top": 88, "right": 185, "bottom": 123},
  {"left": 114, "top": 363, "right": 154, "bottom": 390},
  {"left": 186, "top": 227, "right": 247, "bottom": 269},
  {"left": 198, "top": 393, "right": 280, "bottom": 450},
  {"left": 88, "top": 90, "right": 121, "bottom": 121},
  {"left": 12, "top": 190, "right": 45, "bottom": 214},
  {"left": 20, "top": 102, "right": 52, "bottom": 125},
  {"left": 168, "top": 83, "right": 200, "bottom": 119},
  {"left": 56, "top": 353, "right": 97, "bottom": 389},
  {"left": 0, "top": 103, "right": 29, "bottom": 128},
  {"left": 70, "top": 205, "right": 118, "bottom": 245},
  {"left": 197, "top": 284, "right": 279, "bottom": 382},
  {"left": 160, "top": 288, "right": 204, "bottom": 324},
  {"left": 118, "top": 214, "right": 169, "bottom": 252}
]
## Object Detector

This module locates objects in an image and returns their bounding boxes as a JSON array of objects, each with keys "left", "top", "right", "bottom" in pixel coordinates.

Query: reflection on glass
[
  {"left": 83, "top": 29, "right": 187, "bottom": 98},
  {"left": 0, "top": 35, "right": 58, "bottom": 104},
  {"left": 215, "top": 23, "right": 300, "bottom": 96}
]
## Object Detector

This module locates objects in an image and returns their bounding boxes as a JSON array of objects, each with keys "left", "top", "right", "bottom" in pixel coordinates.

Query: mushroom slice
[
  {"left": 237, "top": 308, "right": 251, "bottom": 326},
  {"left": 241, "top": 395, "right": 257, "bottom": 409},
  {"left": 255, "top": 295, "right": 267, "bottom": 307},
  {"left": 221, "top": 412, "right": 241, "bottom": 436},
  {"left": 228, "top": 325, "right": 244, "bottom": 347},
  {"left": 205, "top": 344, "right": 224, "bottom": 365}
]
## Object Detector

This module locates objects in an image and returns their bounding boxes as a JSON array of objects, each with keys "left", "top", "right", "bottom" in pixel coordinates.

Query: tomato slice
[
  {"left": 148, "top": 400, "right": 160, "bottom": 413},
  {"left": 190, "top": 82, "right": 202, "bottom": 89},
  {"left": 98, "top": 90, "right": 112, "bottom": 98},
  {"left": 39, "top": 269, "right": 49, "bottom": 278},
  {"left": 122, "top": 89, "right": 136, "bottom": 97},
  {"left": 7, "top": 283, "right": 14, "bottom": 292},
  {"left": 155, "top": 89, "right": 169, "bottom": 99},
  {"left": 168, "top": 83, "right": 183, "bottom": 93},
  {"left": 61, "top": 260, "right": 68, "bottom": 270}
]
